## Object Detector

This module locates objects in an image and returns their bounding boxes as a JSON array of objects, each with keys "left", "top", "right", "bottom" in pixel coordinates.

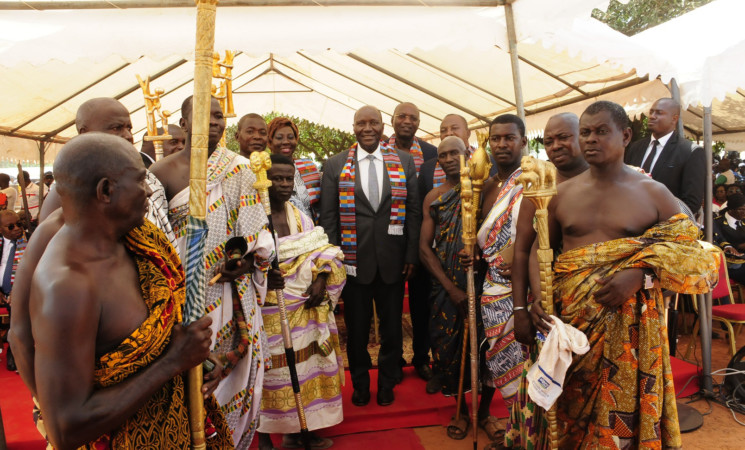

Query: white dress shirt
[
  {"left": 640, "top": 130, "right": 674, "bottom": 173},
  {"left": 726, "top": 211, "right": 740, "bottom": 230},
  {"left": 357, "top": 144, "right": 384, "bottom": 203}
]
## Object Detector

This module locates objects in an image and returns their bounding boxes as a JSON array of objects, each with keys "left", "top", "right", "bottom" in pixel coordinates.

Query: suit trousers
[
  {"left": 407, "top": 269, "right": 432, "bottom": 366},
  {"left": 342, "top": 272, "right": 405, "bottom": 391}
]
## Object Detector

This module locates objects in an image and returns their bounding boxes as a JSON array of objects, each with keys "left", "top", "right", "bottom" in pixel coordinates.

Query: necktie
[
  {"left": 641, "top": 140, "right": 659, "bottom": 174},
  {"left": 2, "top": 240, "right": 16, "bottom": 295},
  {"left": 366, "top": 154, "right": 380, "bottom": 211}
]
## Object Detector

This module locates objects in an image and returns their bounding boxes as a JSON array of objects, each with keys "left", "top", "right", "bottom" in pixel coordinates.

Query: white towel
[{"left": 526, "top": 316, "right": 590, "bottom": 410}]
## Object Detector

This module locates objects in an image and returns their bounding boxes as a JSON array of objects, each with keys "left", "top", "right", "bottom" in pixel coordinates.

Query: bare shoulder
[
  {"left": 33, "top": 249, "right": 96, "bottom": 327},
  {"left": 423, "top": 185, "right": 448, "bottom": 209},
  {"left": 149, "top": 152, "right": 183, "bottom": 183},
  {"left": 634, "top": 172, "right": 681, "bottom": 220}
]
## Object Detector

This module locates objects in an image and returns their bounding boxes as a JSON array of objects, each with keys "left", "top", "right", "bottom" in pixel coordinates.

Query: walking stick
[
  {"left": 454, "top": 319, "right": 469, "bottom": 424},
  {"left": 516, "top": 156, "right": 559, "bottom": 449},
  {"left": 250, "top": 151, "right": 312, "bottom": 450},
  {"left": 184, "top": 1, "right": 219, "bottom": 448},
  {"left": 459, "top": 140, "right": 492, "bottom": 450}
]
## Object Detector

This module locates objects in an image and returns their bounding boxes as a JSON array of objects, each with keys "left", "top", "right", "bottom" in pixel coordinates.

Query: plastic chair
[{"left": 686, "top": 253, "right": 745, "bottom": 358}]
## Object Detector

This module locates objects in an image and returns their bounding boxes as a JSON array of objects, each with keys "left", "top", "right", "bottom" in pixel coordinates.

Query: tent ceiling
[{"left": 3, "top": 0, "right": 745, "bottom": 157}]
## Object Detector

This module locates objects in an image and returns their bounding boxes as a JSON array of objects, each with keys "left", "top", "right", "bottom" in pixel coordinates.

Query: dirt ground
[{"left": 410, "top": 323, "right": 745, "bottom": 449}]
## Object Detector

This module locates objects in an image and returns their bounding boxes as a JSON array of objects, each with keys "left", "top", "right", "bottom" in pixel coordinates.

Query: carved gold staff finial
[
  {"left": 136, "top": 74, "right": 172, "bottom": 161},
  {"left": 515, "top": 155, "right": 559, "bottom": 449}
]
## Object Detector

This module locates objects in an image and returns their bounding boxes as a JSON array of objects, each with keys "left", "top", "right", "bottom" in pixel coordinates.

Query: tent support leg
[{"left": 503, "top": 0, "right": 525, "bottom": 123}]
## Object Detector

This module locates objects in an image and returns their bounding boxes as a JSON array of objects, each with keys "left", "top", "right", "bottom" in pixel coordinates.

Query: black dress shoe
[
  {"left": 414, "top": 364, "right": 434, "bottom": 381},
  {"left": 351, "top": 388, "right": 370, "bottom": 406},
  {"left": 377, "top": 387, "right": 394, "bottom": 406},
  {"left": 426, "top": 375, "right": 442, "bottom": 394}
]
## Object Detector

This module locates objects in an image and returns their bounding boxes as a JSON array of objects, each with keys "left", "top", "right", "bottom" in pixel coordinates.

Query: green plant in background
[
  {"left": 592, "top": 0, "right": 714, "bottom": 36},
  {"left": 225, "top": 112, "right": 356, "bottom": 164}
]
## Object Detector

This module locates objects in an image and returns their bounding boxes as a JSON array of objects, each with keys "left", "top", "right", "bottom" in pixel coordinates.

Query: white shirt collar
[
  {"left": 651, "top": 130, "right": 674, "bottom": 148},
  {"left": 725, "top": 211, "right": 740, "bottom": 229},
  {"left": 357, "top": 144, "right": 382, "bottom": 162}
]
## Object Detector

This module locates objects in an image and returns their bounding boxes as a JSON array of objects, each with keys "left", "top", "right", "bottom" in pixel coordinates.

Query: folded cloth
[{"left": 526, "top": 316, "right": 590, "bottom": 410}]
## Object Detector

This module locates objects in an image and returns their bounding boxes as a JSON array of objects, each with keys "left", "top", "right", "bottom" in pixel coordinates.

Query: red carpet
[
  {"left": 0, "top": 343, "right": 45, "bottom": 449},
  {"left": 0, "top": 343, "right": 705, "bottom": 449}
]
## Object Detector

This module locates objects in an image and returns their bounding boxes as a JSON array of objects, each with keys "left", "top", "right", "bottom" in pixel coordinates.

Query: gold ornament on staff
[
  {"left": 458, "top": 134, "right": 492, "bottom": 450},
  {"left": 211, "top": 50, "right": 236, "bottom": 149},
  {"left": 187, "top": 1, "right": 219, "bottom": 449},
  {"left": 515, "top": 155, "right": 558, "bottom": 450},
  {"left": 136, "top": 74, "right": 172, "bottom": 161}
]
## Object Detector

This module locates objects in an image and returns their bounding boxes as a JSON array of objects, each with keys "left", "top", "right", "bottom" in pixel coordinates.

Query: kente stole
[
  {"left": 388, "top": 135, "right": 424, "bottom": 174},
  {"left": 338, "top": 142, "right": 407, "bottom": 276},
  {"left": 295, "top": 158, "right": 321, "bottom": 205}
]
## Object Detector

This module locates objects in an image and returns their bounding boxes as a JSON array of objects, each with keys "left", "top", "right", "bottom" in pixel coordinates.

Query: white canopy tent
[
  {"left": 1, "top": 0, "right": 744, "bottom": 160},
  {"left": 0, "top": 0, "right": 665, "bottom": 163}
]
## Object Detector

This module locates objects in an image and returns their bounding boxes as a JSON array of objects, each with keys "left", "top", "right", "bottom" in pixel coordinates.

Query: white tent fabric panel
[{"left": 0, "top": 134, "right": 61, "bottom": 164}]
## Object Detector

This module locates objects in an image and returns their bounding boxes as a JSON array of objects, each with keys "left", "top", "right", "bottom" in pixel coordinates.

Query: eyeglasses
[{"left": 5, "top": 223, "right": 18, "bottom": 230}]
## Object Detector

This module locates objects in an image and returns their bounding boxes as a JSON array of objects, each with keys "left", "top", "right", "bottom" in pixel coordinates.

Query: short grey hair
[{"left": 437, "top": 135, "right": 467, "bottom": 155}]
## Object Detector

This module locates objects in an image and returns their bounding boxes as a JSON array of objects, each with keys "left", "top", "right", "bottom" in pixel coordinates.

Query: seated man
[
  {"left": 713, "top": 192, "right": 745, "bottom": 286},
  {"left": 29, "top": 133, "right": 232, "bottom": 449},
  {"left": 257, "top": 154, "right": 346, "bottom": 450},
  {"left": 510, "top": 101, "right": 718, "bottom": 448}
]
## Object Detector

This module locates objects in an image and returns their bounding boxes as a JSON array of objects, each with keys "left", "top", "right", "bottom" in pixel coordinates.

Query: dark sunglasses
[{"left": 5, "top": 223, "right": 19, "bottom": 230}]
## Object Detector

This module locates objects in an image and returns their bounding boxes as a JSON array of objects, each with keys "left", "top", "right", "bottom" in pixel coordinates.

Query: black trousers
[
  {"left": 342, "top": 272, "right": 404, "bottom": 390},
  {"left": 407, "top": 269, "right": 432, "bottom": 366}
]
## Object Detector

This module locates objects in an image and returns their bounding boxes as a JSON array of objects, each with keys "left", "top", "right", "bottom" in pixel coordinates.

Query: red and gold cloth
[
  {"left": 83, "top": 221, "right": 232, "bottom": 449},
  {"left": 506, "top": 214, "right": 719, "bottom": 450}
]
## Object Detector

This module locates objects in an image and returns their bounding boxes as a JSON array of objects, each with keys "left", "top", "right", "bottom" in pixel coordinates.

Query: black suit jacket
[
  {"left": 713, "top": 213, "right": 745, "bottom": 250},
  {"left": 624, "top": 131, "right": 705, "bottom": 213},
  {"left": 419, "top": 139, "right": 438, "bottom": 162},
  {"left": 320, "top": 145, "right": 421, "bottom": 285}
]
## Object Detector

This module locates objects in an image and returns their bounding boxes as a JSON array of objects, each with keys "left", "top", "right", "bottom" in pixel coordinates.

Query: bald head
[
  {"left": 648, "top": 97, "right": 681, "bottom": 138},
  {"left": 353, "top": 106, "right": 384, "bottom": 152},
  {"left": 544, "top": 112, "right": 583, "bottom": 171},
  {"left": 76, "top": 98, "right": 133, "bottom": 143},
  {"left": 440, "top": 114, "right": 471, "bottom": 147},
  {"left": 54, "top": 133, "right": 143, "bottom": 210}
]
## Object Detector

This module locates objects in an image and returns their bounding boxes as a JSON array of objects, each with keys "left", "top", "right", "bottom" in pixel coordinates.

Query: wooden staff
[
  {"left": 459, "top": 138, "right": 492, "bottom": 450},
  {"left": 250, "top": 151, "right": 311, "bottom": 450},
  {"left": 16, "top": 162, "right": 30, "bottom": 230},
  {"left": 516, "top": 155, "right": 558, "bottom": 449},
  {"left": 187, "top": 1, "right": 218, "bottom": 448},
  {"left": 454, "top": 319, "right": 469, "bottom": 425}
]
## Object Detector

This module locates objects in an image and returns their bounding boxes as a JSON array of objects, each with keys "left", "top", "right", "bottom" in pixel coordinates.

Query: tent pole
[
  {"left": 38, "top": 140, "right": 46, "bottom": 215},
  {"left": 502, "top": 0, "right": 525, "bottom": 122},
  {"left": 669, "top": 79, "right": 685, "bottom": 136},
  {"left": 700, "top": 105, "right": 713, "bottom": 394}
]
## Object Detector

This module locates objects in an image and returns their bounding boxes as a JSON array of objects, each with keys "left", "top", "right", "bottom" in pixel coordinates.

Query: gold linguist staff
[{"left": 458, "top": 134, "right": 492, "bottom": 450}]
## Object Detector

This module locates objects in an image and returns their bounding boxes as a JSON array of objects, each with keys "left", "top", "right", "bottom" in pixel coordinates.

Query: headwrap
[
  {"left": 338, "top": 142, "right": 407, "bottom": 276},
  {"left": 267, "top": 117, "right": 299, "bottom": 150}
]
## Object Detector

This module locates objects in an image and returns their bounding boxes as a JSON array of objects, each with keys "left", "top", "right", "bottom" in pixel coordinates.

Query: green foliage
[
  {"left": 225, "top": 112, "right": 356, "bottom": 164},
  {"left": 592, "top": 0, "right": 715, "bottom": 36}
]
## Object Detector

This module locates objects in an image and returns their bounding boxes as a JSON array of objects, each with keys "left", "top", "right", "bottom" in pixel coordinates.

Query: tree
[
  {"left": 592, "top": 0, "right": 714, "bottom": 36},
  {"left": 225, "top": 112, "right": 356, "bottom": 164}
]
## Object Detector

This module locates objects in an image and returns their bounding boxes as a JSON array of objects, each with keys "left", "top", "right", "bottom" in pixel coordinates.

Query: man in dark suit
[
  {"left": 321, "top": 105, "right": 421, "bottom": 407},
  {"left": 624, "top": 97, "right": 705, "bottom": 213},
  {"left": 386, "top": 102, "right": 436, "bottom": 382},
  {"left": 713, "top": 193, "right": 745, "bottom": 285}
]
